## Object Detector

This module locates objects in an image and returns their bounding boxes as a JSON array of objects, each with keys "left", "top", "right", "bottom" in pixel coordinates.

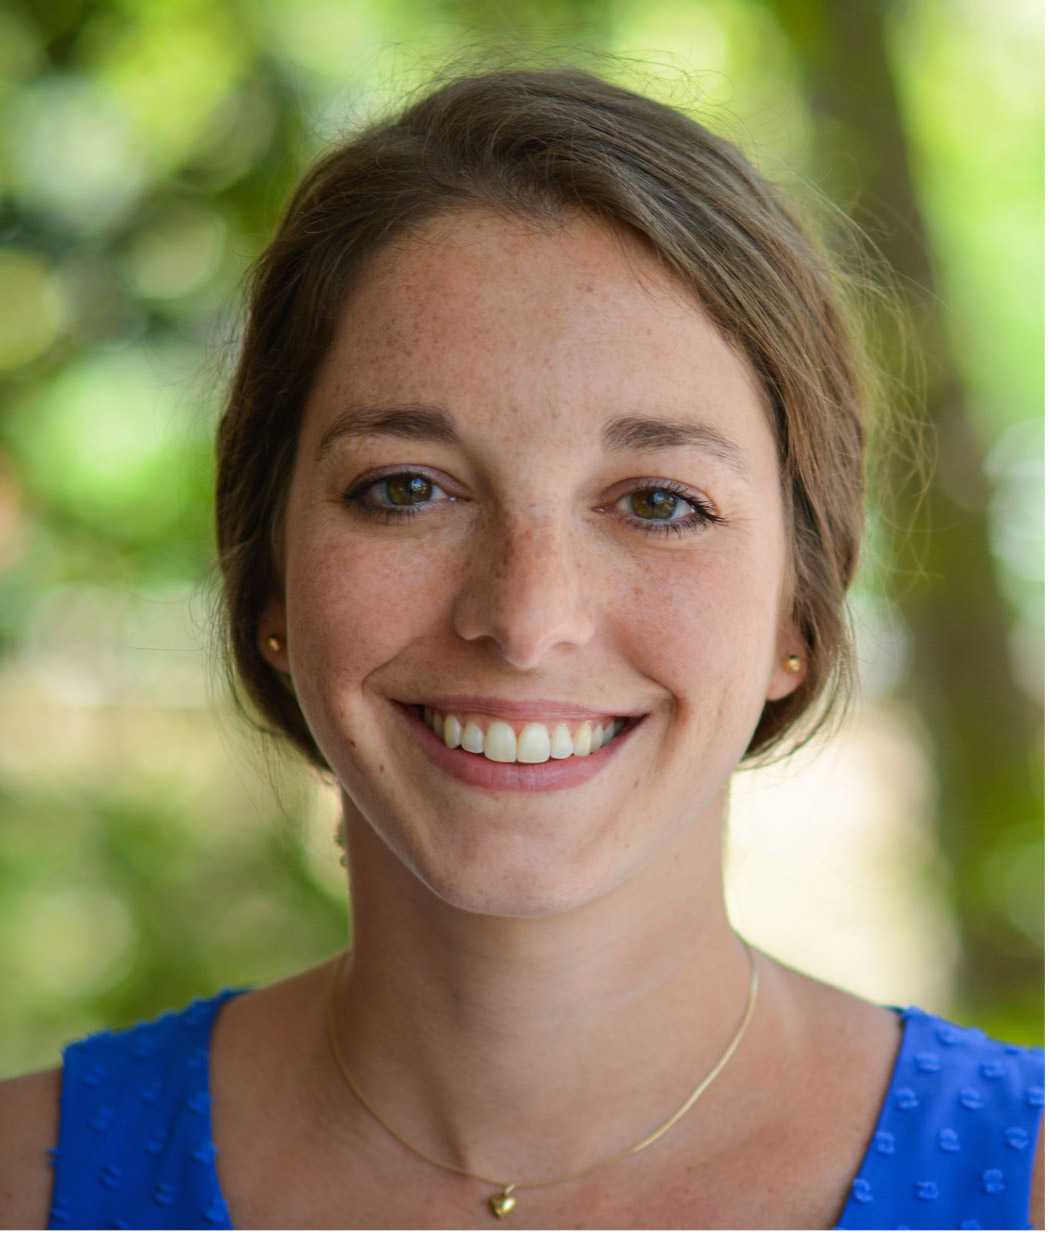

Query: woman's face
[{"left": 262, "top": 210, "right": 802, "bottom": 918}]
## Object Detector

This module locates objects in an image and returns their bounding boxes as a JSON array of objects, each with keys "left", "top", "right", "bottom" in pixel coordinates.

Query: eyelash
[{"left": 342, "top": 471, "right": 725, "bottom": 537}]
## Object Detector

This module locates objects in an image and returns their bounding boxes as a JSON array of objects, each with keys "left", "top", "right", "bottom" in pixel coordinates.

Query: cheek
[
  {"left": 284, "top": 526, "right": 456, "bottom": 685},
  {"left": 618, "top": 543, "right": 785, "bottom": 713}
]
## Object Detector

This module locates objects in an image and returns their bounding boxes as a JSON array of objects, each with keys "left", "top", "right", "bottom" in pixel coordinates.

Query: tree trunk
[{"left": 763, "top": 0, "right": 1042, "bottom": 1032}]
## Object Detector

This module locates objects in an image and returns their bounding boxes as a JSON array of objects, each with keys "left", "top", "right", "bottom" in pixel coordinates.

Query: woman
[{"left": 0, "top": 67, "right": 1042, "bottom": 1230}]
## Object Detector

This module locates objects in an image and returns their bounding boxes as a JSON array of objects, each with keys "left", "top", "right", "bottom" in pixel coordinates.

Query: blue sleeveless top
[{"left": 49, "top": 995, "right": 1043, "bottom": 1229}]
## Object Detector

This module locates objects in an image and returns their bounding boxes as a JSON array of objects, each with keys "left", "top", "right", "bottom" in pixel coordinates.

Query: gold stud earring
[
  {"left": 265, "top": 634, "right": 283, "bottom": 653},
  {"left": 784, "top": 654, "right": 802, "bottom": 673}
]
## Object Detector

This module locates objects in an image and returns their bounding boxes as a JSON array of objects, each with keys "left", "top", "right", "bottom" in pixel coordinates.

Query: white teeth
[
  {"left": 461, "top": 720, "right": 484, "bottom": 753},
  {"left": 517, "top": 722, "right": 551, "bottom": 764},
  {"left": 484, "top": 720, "right": 518, "bottom": 763},
  {"left": 551, "top": 724, "right": 574, "bottom": 759},
  {"left": 443, "top": 714, "right": 462, "bottom": 749},
  {"left": 420, "top": 707, "right": 630, "bottom": 765}
]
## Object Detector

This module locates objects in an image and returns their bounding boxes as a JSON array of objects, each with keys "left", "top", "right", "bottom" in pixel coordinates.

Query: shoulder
[
  {"left": 895, "top": 1005, "right": 1044, "bottom": 1116},
  {"left": 0, "top": 1067, "right": 61, "bottom": 1229},
  {"left": 839, "top": 1006, "right": 1044, "bottom": 1230},
  {"left": 1, "top": 990, "right": 246, "bottom": 1231},
  {"left": 1030, "top": 1118, "right": 1044, "bottom": 1228},
  {"left": 771, "top": 968, "right": 1045, "bottom": 1230}
]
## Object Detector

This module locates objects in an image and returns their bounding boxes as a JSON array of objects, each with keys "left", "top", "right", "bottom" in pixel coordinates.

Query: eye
[
  {"left": 377, "top": 474, "right": 439, "bottom": 507},
  {"left": 343, "top": 470, "right": 453, "bottom": 520},
  {"left": 625, "top": 488, "right": 693, "bottom": 521},
  {"left": 613, "top": 483, "right": 723, "bottom": 536}
]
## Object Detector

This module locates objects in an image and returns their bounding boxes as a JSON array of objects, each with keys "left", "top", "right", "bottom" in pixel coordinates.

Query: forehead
[
  {"left": 305, "top": 209, "right": 773, "bottom": 461},
  {"left": 351, "top": 208, "right": 686, "bottom": 323}
]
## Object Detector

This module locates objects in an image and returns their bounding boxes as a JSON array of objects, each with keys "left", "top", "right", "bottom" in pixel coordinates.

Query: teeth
[
  {"left": 551, "top": 724, "right": 574, "bottom": 759},
  {"left": 517, "top": 722, "right": 551, "bottom": 764},
  {"left": 483, "top": 720, "right": 518, "bottom": 763},
  {"left": 461, "top": 720, "right": 485, "bottom": 753},
  {"left": 420, "top": 708, "right": 628, "bottom": 765},
  {"left": 443, "top": 714, "right": 462, "bottom": 749}
]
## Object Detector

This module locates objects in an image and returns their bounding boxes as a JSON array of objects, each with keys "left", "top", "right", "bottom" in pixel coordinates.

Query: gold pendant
[{"left": 489, "top": 1186, "right": 516, "bottom": 1218}]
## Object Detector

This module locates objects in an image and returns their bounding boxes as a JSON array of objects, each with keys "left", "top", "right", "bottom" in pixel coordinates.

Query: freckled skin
[{"left": 262, "top": 209, "right": 800, "bottom": 920}]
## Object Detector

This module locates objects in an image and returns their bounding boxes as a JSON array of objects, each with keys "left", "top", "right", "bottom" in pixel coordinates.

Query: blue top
[{"left": 49, "top": 995, "right": 1043, "bottom": 1230}]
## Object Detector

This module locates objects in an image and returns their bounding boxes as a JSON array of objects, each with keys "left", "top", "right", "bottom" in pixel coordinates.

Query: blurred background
[{"left": 0, "top": 0, "right": 1041, "bottom": 1075}]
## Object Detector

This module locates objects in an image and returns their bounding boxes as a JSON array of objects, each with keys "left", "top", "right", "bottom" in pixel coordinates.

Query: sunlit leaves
[
  {"left": 7, "top": 348, "right": 212, "bottom": 548},
  {"left": 7, "top": 74, "right": 149, "bottom": 234},
  {"left": 0, "top": 250, "right": 66, "bottom": 369}
]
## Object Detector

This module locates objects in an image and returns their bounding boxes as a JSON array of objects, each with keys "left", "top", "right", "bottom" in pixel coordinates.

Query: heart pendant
[{"left": 489, "top": 1188, "right": 516, "bottom": 1218}]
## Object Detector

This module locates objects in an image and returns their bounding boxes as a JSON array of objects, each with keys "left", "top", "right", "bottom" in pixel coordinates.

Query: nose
[{"left": 452, "top": 510, "right": 595, "bottom": 668}]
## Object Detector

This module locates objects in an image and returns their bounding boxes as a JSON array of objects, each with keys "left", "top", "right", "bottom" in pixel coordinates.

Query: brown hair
[{"left": 216, "top": 66, "right": 865, "bottom": 766}]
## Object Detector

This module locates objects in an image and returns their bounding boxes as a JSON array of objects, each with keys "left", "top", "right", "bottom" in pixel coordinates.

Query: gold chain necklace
[{"left": 326, "top": 943, "right": 757, "bottom": 1220}]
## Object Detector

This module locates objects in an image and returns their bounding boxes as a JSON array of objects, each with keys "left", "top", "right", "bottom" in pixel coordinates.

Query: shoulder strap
[
  {"left": 837, "top": 1008, "right": 1044, "bottom": 1229},
  {"left": 50, "top": 991, "right": 242, "bottom": 1230}
]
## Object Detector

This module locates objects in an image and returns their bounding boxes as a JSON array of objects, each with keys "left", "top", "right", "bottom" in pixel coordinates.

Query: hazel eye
[
  {"left": 381, "top": 475, "right": 436, "bottom": 506},
  {"left": 627, "top": 489, "right": 692, "bottom": 522},
  {"left": 343, "top": 470, "right": 453, "bottom": 522},
  {"left": 610, "top": 483, "right": 724, "bottom": 537}
]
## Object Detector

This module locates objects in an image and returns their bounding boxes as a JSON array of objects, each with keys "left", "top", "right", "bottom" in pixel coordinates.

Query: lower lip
[{"left": 394, "top": 704, "right": 642, "bottom": 793}]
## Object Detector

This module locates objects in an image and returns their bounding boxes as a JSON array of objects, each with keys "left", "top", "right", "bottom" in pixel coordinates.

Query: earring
[
  {"left": 784, "top": 654, "right": 802, "bottom": 673},
  {"left": 265, "top": 635, "right": 283, "bottom": 653}
]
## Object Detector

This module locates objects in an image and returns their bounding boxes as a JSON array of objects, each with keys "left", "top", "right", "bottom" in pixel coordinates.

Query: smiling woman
[
  {"left": 0, "top": 68, "right": 1042, "bottom": 1231},
  {"left": 258, "top": 208, "right": 799, "bottom": 922}
]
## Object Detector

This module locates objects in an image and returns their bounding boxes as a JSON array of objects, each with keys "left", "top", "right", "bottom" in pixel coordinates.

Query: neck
[{"left": 330, "top": 794, "right": 755, "bottom": 1183}]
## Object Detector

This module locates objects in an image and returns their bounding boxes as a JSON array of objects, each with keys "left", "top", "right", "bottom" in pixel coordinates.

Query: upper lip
[{"left": 396, "top": 695, "right": 645, "bottom": 720}]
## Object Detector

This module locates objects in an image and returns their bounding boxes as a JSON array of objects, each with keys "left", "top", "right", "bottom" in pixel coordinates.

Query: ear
[
  {"left": 258, "top": 596, "right": 291, "bottom": 674},
  {"left": 765, "top": 621, "right": 806, "bottom": 702}
]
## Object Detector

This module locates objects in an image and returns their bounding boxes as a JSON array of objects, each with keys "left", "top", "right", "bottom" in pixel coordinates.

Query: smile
[
  {"left": 421, "top": 706, "right": 626, "bottom": 764},
  {"left": 392, "top": 700, "right": 644, "bottom": 793}
]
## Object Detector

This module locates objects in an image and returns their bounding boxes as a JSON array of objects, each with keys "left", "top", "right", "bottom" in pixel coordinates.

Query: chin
[
  {"left": 382, "top": 815, "right": 640, "bottom": 921},
  {"left": 417, "top": 865, "right": 623, "bottom": 920}
]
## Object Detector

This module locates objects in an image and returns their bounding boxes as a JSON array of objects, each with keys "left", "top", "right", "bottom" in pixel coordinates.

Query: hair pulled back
[{"left": 216, "top": 67, "right": 866, "bottom": 766}]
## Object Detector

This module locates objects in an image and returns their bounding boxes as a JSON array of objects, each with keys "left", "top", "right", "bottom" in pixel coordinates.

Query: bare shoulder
[
  {"left": 0, "top": 1068, "right": 61, "bottom": 1229},
  {"left": 723, "top": 957, "right": 902, "bottom": 1227},
  {"left": 767, "top": 956, "right": 902, "bottom": 1084}
]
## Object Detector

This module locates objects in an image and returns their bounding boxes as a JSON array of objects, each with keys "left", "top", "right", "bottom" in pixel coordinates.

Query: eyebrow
[
  {"left": 316, "top": 403, "right": 751, "bottom": 477},
  {"left": 600, "top": 415, "right": 752, "bottom": 478},
  {"left": 316, "top": 404, "right": 460, "bottom": 459}
]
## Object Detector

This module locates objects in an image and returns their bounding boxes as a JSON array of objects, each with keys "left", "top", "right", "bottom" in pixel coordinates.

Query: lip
[
  {"left": 393, "top": 701, "right": 643, "bottom": 793},
  {"left": 396, "top": 695, "right": 645, "bottom": 722}
]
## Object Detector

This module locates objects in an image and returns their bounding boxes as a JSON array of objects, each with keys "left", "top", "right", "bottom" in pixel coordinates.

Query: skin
[
  {"left": 244, "top": 208, "right": 894, "bottom": 1225},
  {"left": 0, "top": 209, "right": 1042, "bottom": 1228},
  {"left": 271, "top": 207, "right": 800, "bottom": 923}
]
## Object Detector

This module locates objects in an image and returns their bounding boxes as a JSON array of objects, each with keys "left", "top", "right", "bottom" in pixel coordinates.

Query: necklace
[{"left": 326, "top": 942, "right": 758, "bottom": 1220}]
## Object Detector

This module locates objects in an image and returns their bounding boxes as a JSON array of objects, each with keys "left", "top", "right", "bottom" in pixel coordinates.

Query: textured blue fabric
[
  {"left": 835, "top": 1007, "right": 1044, "bottom": 1230},
  {"left": 50, "top": 991, "right": 242, "bottom": 1230},
  {"left": 49, "top": 995, "right": 1043, "bottom": 1229}
]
